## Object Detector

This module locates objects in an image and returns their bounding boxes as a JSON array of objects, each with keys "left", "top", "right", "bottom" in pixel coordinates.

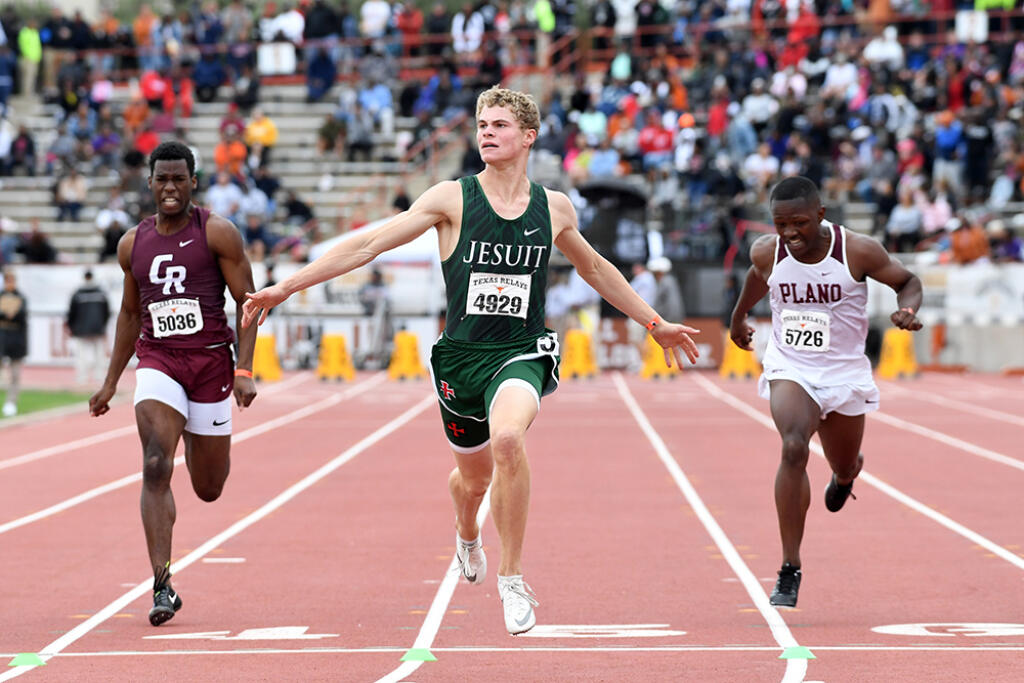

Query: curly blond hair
[{"left": 475, "top": 86, "right": 541, "bottom": 132}]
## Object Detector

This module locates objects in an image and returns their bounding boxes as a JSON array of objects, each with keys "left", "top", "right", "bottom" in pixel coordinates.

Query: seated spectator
[
  {"left": 283, "top": 189, "right": 318, "bottom": 239},
  {"left": 637, "top": 109, "right": 674, "bottom": 172},
  {"left": 96, "top": 192, "right": 131, "bottom": 262},
  {"left": 244, "top": 107, "right": 278, "bottom": 167},
  {"left": 949, "top": 217, "right": 991, "bottom": 265},
  {"left": 242, "top": 212, "right": 277, "bottom": 261},
  {"left": 213, "top": 130, "right": 248, "bottom": 181},
  {"left": 46, "top": 123, "right": 76, "bottom": 174},
  {"left": 139, "top": 68, "right": 169, "bottom": 110},
  {"left": 357, "top": 78, "right": 395, "bottom": 136},
  {"left": 987, "top": 219, "right": 1023, "bottom": 262},
  {"left": 18, "top": 218, "right": 58, "bottom": 263},
  {"left": 344, "top": 100, "right": 375, "bottom": 161},
  {"left": 317, "top": 113, "right": 346, "bottom": 156},
  {"left": 0, "top": 217, "right": 18, "bottom": 265},
  {"left": 67, "top": 101, "right": 97, "bottom": 142},
  {"left": 252, "top": 164, "right": 282, "bottom": 215},
  {"left": 55, "top": 167, "right": 89, "bottom": 222},
  {"left": 6, "top": 125, "right": 36, "bottom": 176},
  {"left": 307, "top": 47, "right": 337, "bottom": 103},
  {"left": 205, "top": 171, "right": 244, "bottom": 223},
  {"left": 743, "top": 141, "right": 781, "bottom": 195},
  {"left": 163, "top": 65, "right": 194, "bottom": 119},
  {"left": 133, "top": 124, "right": 161, "bottom": 158},
  {"left": 219, "top": 103, "right": 246, "bottom": 138},
  {"left": 193, "top": 52, "right": 227, "bottom": 103},
  {"left": 90, "top": 123, "right": 121, "bottom": 172},
  {"left": 885, "top": 188, "right": 923, "bottom": 253},
  {"left": 122, "top": 95, "right": 151, "bottom": 140},
  {"left": 230, "top": 63, "right": 260, "bottom": 113}
]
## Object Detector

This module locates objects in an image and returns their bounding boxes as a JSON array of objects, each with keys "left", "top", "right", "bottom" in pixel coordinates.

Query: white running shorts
[{"left": 134, "top": 368, "right": 233, "bottom": 436}]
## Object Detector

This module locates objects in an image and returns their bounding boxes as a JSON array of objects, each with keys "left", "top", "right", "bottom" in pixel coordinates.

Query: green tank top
[{"left": 442, "top": 175, "right": 552, "bottom": 342}]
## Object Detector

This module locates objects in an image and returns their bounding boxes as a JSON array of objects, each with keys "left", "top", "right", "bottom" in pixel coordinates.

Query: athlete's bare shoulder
[
  {"left": 749, "top": 233, "right": 778, "bottom": 276},
  {"left": 205, "top": 211, "right": 246, "bottom": 257},
  {"left": 843, "top": 230, "right": 891, "bottom": 279},
  {"left": 542, "top": 187, "right": 577, "bottom": 238},
  {"left": 117, "top": 226, "right": 139, "bottom": 271}
]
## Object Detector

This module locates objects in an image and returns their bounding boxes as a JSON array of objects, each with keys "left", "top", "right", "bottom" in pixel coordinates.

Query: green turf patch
[{"left": 1, "top": 389, "right": 92, "bottom": 419}]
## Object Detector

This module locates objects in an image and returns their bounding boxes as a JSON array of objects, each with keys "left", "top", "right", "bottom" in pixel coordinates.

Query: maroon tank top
[{"left": 130, "top": 206, "right": 234, "bottom": 349}]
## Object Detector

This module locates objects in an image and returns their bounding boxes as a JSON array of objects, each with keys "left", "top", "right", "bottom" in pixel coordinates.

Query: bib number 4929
[{"left": 472, "top": 293, "right": 523, "bottom": 316}]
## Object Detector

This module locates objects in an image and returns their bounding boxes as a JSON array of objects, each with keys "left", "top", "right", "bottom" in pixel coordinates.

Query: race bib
[
  {"left": 466, "top": 272, "right": 531, "bottom": 319},
  {"left": 780, "top": 309, "right": 830, "bottom": 352},
  {"left": 149, "top": 298, "right": 204, "bottom": 338}
]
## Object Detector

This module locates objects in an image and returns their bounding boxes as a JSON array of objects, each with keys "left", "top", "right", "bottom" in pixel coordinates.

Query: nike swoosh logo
[
  {"left": 221, "top": 385, "right": 230, "bottom": 392},
  {"left": 524, "top": 228, "right": 541, "bottom": 236},
  {"left": 212, "top": 418, "right": 230, "bottom": 426},
  {"left": 179, "top": 239, "right": 194, "bottom": 247},
  {"left": 515, "top": 608, "right": 533, "bottom": 627}
]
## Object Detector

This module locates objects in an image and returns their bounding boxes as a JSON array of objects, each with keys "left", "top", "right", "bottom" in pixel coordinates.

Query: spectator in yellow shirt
[{"left": 244, "top": 107, "right": 278, "bottom": 167}]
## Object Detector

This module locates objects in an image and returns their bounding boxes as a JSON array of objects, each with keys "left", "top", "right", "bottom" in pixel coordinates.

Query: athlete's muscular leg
[
  {"left": 136, "top": 401, "right": 186, "bottom": 579},
  {"left": 183, "top": 433, "right": 231, "bottom": 502},
  {"left": 768, "top": 380, "right": 821, "bottom": 568},
  {"left": 450, "top": 445, "right": 494, "bottom": 543},
  {"left": 487, "top": 386, "right": 539, "bottom": 576},
  {"left": 817, "top": 413, "right": 866, "bottom": 486}
]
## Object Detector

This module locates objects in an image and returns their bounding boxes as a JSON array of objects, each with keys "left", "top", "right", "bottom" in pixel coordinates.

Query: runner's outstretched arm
[{"left": 242, "top": 181, "right": 459, "bottom": 327}]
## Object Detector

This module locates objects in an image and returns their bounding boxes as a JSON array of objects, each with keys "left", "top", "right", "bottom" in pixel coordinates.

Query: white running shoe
[
  {"left": 497, "top": 575, "right": 538, "bottom": 635},
  {"left": 455, "top": 535, "right": 487, "bottom": 584},
  {"left": 2, "top": 401, "right": 15, "bottom": 417}
]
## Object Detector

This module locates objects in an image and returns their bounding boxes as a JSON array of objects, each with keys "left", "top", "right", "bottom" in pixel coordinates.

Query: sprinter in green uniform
[{"left": 242, "top": 86, "right": 700, "bottom": 635}]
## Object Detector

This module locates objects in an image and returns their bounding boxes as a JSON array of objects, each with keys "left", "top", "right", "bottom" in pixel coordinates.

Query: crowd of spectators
[{"left": 1, "top": 1, "right": 1024, "bottom": 270}]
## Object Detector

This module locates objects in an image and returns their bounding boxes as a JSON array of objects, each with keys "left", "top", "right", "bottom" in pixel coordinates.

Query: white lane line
[
  {"left": 869, "top": 411, "right": 1024, "bottom": 473},
  {"left": 613, "top": 373, "right": 808, "bottom": 683},
  {"left": 374, "top": 487, "right": 492, "bottom": 683},
  {"left": 0, "top": 372, "right": 314, "bottom": 471},
  {"left": 880, "top": 380, "right": 1024, "bottom": 428},
  {"left": 690, "top": 373, "right": 1024, "bottom": 573},
  {"left": 0, "top": 374, "right": 385, "bottom": 536},
  {"left": 201, "top": 558, "right": 246, "bottom": 564},
  {"left": 7, "top": 644, "right": 1024, "bottom": 657},
  {"left": 0, "top": 393, "right": 434, "bottom": 682}
]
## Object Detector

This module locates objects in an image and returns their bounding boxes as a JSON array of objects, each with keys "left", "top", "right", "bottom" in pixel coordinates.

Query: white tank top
[{"left": 762, "top": 222, "right": 871, "bottom": 387}]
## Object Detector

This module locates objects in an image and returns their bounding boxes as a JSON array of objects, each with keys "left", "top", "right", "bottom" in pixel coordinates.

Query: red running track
[{"left": 1, "top": 369, "right": 1023, "bottom": 682}]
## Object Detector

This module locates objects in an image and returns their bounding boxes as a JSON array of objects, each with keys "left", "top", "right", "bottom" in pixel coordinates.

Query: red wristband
[
  {"left": 234, "top": 369, "right": 253, "bottom": 378},
  {"left": 645, "top": 317, "right": 660, "bottom": 331}
]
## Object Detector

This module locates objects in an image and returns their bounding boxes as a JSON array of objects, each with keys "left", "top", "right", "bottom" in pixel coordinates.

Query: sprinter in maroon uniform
[{"left": 90, "top": 141, "right": 258, "bottom": 626}]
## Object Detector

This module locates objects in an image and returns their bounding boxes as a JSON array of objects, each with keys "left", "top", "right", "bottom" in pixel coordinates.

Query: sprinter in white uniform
[{"left": 730, "top": 176, "right": 922, "bottom": 608}]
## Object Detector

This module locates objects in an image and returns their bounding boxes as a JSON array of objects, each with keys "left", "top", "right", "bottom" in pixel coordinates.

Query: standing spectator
[
  {"left": 361, "top": 0, "right": 393, "bottom": 39},
  {"left": 56, "top": 167, "right": 88, "bottom": 222},
  {"left": 424, "top": 3, "right": 450, "bottom": 57},
  {"left": 0, "top": 45, "right": 14, "bottom": 114},
  {"left": 66, "top": 270, "right": 110, "bottom": 387},
  {"left": 17, "top": 18, "right": 42, "bottom": 95},
  {"left": 395, "top": 1, "right": 424, "bottom": 57},
  {"left": 451, "top": 2, "right": 484, "bottom": 57},
  {"left": 932, "top": 110, "right": 965, "bottom": 200},
  {"left": 648, "top": 256, "right": 684, "bottom": 323},
  {"left": 0, "top": 269, "right": 27, "bottom": 417}
]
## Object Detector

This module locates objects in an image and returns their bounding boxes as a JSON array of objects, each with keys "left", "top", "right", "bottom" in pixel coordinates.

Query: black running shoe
[
  {"left": 149, "top": 585, "right": 183, "bottom": 626},
  {"left": 824, "top": 474, "right": 857, "bottom": 512},
  {"left": 769, "top": 563, "right": 801, "bottom": 607}
]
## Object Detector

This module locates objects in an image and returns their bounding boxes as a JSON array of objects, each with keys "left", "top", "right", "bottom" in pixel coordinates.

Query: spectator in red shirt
[{"left": 637, "top": 109, "right": 674, "bottom": 171}]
